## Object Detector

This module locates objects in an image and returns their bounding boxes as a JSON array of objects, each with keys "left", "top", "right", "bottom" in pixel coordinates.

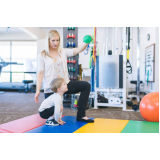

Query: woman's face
[{"left": 49, "top": 35, "right": 60, "bottom": 50}]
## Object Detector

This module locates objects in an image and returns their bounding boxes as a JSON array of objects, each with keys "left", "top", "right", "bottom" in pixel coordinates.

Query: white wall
[
  {"left": 0, "top": 33, "right": 34, "bottom": 40},
  {"left": 78, "top": 27, "right": 123, "bottom": 68},
  {"left": 78, "top": 27, "right": 93, "bottom": 69},
  {"left": 37, "top": 27, "right": 123, "bottom": 68},
  {"left": 155, "top": 27, "right": 159, "bottom": 92},
  {"left": 37, "top": 39, "right": 45, "bottom": 55},
  {"left": 141, "top": 27, "right": 159, "bottom": 92},
  {"left": 127, "top": 27, "right": 159, "bottom": 93},
  {"left": 40, "top": 27, "right": 94, "bottom": 68},
  {"left": 78, "top": 27, "right": 159, "bottom": 93},
  {"left": 0, "top": 27, "right": 158, "bottom": 93},
  {"left": 40, "top": 27, "right": 93, "bottom": 68}
]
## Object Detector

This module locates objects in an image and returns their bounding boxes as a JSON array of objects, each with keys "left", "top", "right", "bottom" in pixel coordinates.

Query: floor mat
[
  {"left": 74, "top": 118, "right": 129, "bottom": 133},
  {"left": 121, "top": 120, "right": 159, "bottom": 133}
]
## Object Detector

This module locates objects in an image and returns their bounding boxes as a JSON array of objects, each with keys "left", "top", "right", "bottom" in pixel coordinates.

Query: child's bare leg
[{"left": 47, "top": 114, "right": 54, "bottom": 120}]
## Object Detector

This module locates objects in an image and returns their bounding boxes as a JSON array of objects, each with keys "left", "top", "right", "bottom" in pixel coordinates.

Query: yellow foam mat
[{"left": 74, "top": 118, "right": 129, "bottom": 133}]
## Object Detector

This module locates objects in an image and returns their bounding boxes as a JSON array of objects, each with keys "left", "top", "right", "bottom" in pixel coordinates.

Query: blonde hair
[
  {"left": 50, "top": 78, "right": 65, "bottom": 93},
  {"left": 41, "top": 30, "right": 61, "bottom": 57}
]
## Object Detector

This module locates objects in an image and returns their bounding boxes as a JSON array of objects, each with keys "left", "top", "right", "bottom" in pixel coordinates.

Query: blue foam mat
[{"left": 25, "top": 116, "right": 94, "bottom": 133}]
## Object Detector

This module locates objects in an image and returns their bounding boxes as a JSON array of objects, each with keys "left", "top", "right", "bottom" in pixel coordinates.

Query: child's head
[{"left": 50, "top": 78, "right": 68, "bottom": 93}]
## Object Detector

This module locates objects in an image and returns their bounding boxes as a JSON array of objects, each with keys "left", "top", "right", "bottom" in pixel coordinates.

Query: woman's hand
[
  {"left": 35, "top": 91, "right": 40, "bottom": 103},
  {"left": 73, "top": 35, "right": 93, "bottom": 56}
]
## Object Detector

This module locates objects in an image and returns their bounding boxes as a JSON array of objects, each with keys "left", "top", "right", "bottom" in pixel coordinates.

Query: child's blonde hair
[
  {"left": 50, "top": 78, "right": 65, "bottom": 93},
  {"left": 41, "top": 30, "right": 61, "bottom": 57}
]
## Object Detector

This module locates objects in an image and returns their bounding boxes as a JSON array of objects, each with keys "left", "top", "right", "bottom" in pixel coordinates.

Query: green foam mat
[{"left": 121, "top": 120, "right": 159, "bottom": 133}]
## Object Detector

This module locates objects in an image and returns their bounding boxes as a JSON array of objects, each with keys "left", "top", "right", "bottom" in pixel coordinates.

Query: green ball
[{"left": 83, "top": 35, "right": 92, "bottom": 43}]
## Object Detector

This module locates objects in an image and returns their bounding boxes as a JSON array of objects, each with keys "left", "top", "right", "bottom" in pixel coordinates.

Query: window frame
[{"left": 0, "top": 40, "right": 37, "bottom": 83}]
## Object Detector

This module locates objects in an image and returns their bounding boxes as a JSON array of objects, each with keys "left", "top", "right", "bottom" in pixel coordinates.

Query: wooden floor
[{"left": 0, "top": 91, "right": 145, "bottom": 124}]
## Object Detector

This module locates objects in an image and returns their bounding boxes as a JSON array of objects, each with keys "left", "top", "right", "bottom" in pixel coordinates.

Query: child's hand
[
  {"left": 61, "top": 120, "right": 66, "bottom": 124},
  {"left": 58, "top": 118, "right": 66, "bottom": 125},
  {"left": 58, "top": 120, "right": 64, "bottom": 125}
]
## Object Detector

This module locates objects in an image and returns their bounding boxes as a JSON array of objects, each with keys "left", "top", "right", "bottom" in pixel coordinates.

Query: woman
[{"left": 35, "top": 30, "right": 94, "bottom": 123}]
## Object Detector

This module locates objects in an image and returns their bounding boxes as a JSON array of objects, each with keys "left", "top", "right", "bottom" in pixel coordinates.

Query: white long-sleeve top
[
  {"left": 38, "top": 93, "right": 63, "bottom": 121},
  {"left": 37, "top": 48, "right": 74, "bottom": 93}
]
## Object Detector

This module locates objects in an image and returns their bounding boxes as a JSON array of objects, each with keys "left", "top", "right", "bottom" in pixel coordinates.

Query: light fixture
[{"left": 6, "top": 27, "right": 11, "bottom": 34}]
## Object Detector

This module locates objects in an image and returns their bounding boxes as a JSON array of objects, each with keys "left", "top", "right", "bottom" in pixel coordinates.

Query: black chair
[
  {"left": 19, "top": 80, "right": 35, "bottom": 93},
  {"left": 128, "top": 81, "right": 146, "bottom": 99}
]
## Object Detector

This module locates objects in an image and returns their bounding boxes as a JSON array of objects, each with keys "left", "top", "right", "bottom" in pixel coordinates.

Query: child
[{"left": 39, "top": 78, "right": 68, "bottom": 126}]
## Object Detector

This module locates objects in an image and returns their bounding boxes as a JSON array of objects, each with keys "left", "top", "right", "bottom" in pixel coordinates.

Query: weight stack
[{"left": 63, "top": 27, "right": 79, "bottom": 103}]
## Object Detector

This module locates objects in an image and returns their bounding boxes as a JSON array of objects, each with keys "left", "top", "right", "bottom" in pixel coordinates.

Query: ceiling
[
  {"left": 0, "top": 27, "right": 62, "bottom": 34},
  {"left": 0, "top": 27, "right": 93, "bottom": 34},
  {"left": 0, "top": 27, "right": 24, "bottom": 33}
]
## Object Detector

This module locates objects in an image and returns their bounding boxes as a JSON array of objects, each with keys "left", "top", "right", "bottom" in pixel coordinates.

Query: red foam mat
[
  {"left": 0, "top": 128, "right": 11, "bottom": 133},
  {"left": 0, "top": 114, "right": 65, "bottom": 133},
  {"left": 0, "top": 114, "right": 46, "bottom": 133}
]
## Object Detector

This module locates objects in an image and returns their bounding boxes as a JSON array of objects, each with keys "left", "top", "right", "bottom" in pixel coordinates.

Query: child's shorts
[{"left": 39, "top": 106, "right": 54, "bottom": 119}]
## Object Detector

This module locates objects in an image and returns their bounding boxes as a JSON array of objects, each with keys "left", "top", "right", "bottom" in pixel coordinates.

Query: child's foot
[
  {"left": 45, "top": 119, "right": 59, "bottom": 126},
  {"left": 76, "top": 116, "right": 94, "bottom": 123}
]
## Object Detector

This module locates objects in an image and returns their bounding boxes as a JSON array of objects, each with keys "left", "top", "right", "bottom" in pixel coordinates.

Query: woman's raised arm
[{"left": 73, "top": 35, "right": 93, "bottom": 56}]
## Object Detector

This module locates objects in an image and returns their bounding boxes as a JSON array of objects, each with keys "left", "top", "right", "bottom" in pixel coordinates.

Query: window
[
  {"left": 0, "top": 41, "right": 37, "bottom": 83},
  {"left": 0, "top": 41, "right": 11, "bottom": 82},
  {"left": 12, "top": 41, "right": 37, "bottom": 72}
]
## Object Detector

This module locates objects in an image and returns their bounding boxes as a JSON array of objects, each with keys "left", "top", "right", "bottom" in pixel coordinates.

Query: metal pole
[
  {"left": 10, "top": 41, "right": 12, "bottom": 82},
  {"left": 112, "top": 27, "right": 115, "bottom": 55},
  {"left": 123, "top": 27, "right": 126, "bottom": 110},
  {"left": 103, "top": 27, "right": 105, "bottom": 55},
  {"left": 106, "top": 27, "right": 108, "bottom": 55},
  {"left": 115, "top": 27, "right": 118, "bottom": 55},
  {"left": 137, "top": 27, "right": 140, "bottom": 102}
]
